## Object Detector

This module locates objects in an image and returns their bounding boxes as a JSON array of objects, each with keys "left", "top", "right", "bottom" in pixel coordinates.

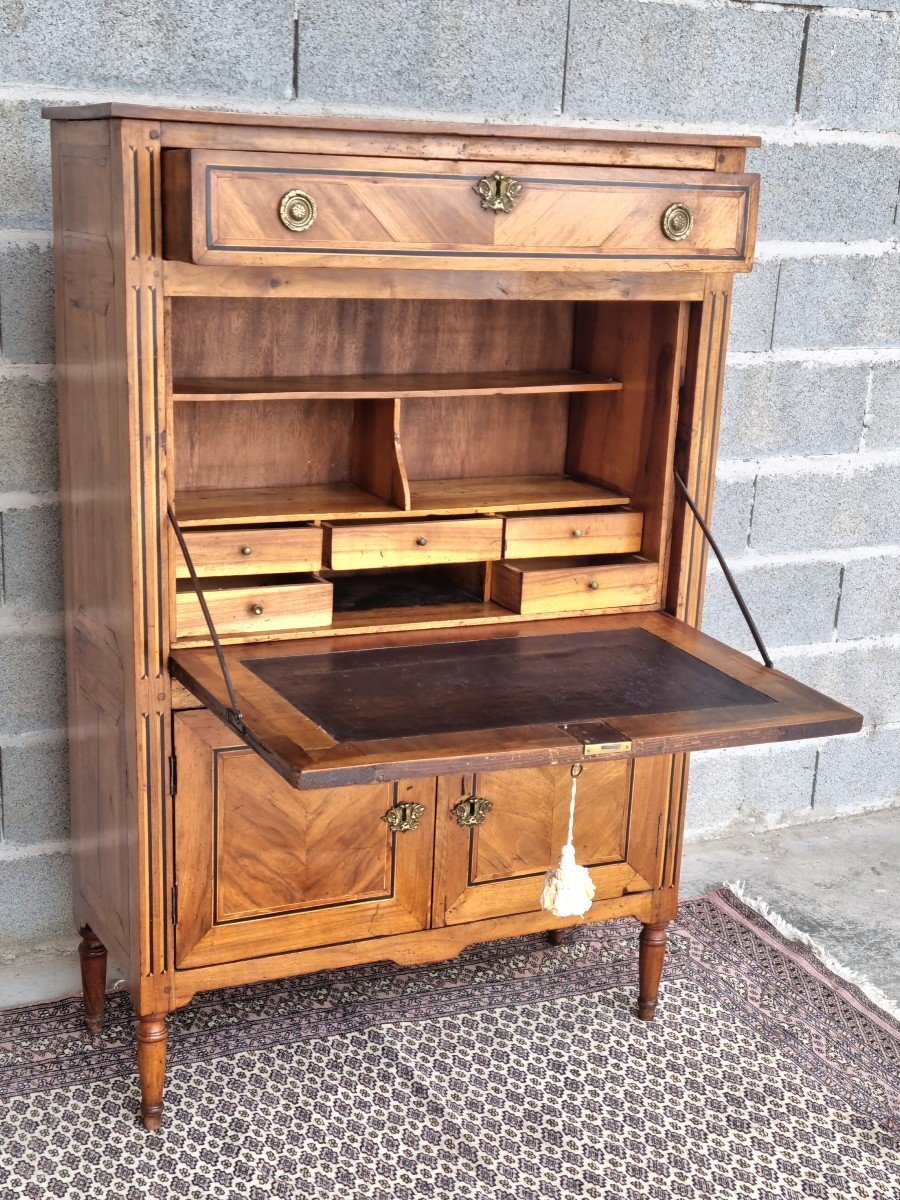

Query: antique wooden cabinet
[{"left": 44, "top": 104, "right": 861, "bottom": 1129}]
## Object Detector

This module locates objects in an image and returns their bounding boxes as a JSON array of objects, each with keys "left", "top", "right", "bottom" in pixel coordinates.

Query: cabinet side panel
[{"left": 51, "top": 120, "right": 139, "bottom": 974}]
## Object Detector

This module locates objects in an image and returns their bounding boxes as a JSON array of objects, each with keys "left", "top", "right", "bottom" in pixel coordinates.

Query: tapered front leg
[
  {"left": 77, "top": 925, "right": 107, "bottom": 1035},
  {"left": 136, "top": 1014, "right": 168, "bottom": 1130},
  {"left": 637, "top": 921, "right": 670, "bottom": 1020}
]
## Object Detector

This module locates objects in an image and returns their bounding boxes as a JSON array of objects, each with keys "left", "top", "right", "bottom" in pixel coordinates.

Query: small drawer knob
[
  {"left": 278, "top": 188, "right": 318, "bottom": 233},
  {"left": 250, "top": 603, "right": 264, "bottom": 615},
  {"left": 588, "top": 580, "right": 600, "bottom": 590},
  {"left": 573, "top": 528, "right": 585, "bottom": 538},
  {"left": 240, "top": 545, "right": 253, "bottom": 556},
  {"left": 416, "top": 536, "right": 428, "bottom": 546},
  {"left": 662, "top": 202, "right": 693, "bottom": 242}
]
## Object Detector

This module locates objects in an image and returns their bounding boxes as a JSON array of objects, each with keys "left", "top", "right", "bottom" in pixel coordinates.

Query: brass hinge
[
  {"left": 168, "top": 754, "right": 177, "bottom": 796},
  {"left": 560, "top": 721, "right": 633, "bottom": 756},
  {"left": 170, "top": 883, "right": 179, "bottom": 926}
]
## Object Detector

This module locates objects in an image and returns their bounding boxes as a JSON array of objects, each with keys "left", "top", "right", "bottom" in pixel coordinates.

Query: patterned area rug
[{"left": 1, "top": 889, "right": 897, "bottom": 1200}]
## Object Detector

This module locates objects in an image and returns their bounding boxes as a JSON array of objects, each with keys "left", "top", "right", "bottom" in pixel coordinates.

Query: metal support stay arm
[{"left": 673, "top": 467, "right": 774, "bottom": 669}]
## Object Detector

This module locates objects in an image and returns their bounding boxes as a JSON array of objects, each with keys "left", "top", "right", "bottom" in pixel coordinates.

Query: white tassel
[{"left": 540, "top": 769, "right": 595, "bottom": 919}]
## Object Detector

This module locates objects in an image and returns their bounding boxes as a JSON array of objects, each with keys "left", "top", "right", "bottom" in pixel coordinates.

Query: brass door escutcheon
[
  {"left": 453, "top": 796, "right": 493, "bottom": 827},
  {"left": 473, "top": 172, "right": 523, "bottom": 214},
  {"left": 662, "top": 202, "right": 693, "bottom": 242},
  {"left": 279, "top": 188, "right": 318, "bottom": 233},
  {"left": 383, "top": 800, "right": 426, "bottom": 833}
]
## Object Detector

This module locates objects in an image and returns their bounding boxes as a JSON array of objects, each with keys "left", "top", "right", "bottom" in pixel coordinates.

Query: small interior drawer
[
  {"left": 324, "top": 517, "right": 503, "bottom": 571},
  {"left": 503, "top": 507, "right": 643, "bottom": 559},
  {"left": 175, "top": 525, "right": 323, "bottom": 578},
  {"left": 175, "top": 573, "right": 332, "bottom": 639},
  {"left": 491, "top": 555, "right": 659, "bottom": 615}
]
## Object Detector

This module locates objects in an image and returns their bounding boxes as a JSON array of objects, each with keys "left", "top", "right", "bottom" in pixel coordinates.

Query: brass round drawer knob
[
  {"left": 662, "top": 202, "right": 693, "bottom": 242},
  {"left": 241, "top": 545, "right": 253, "bottom": 556},
  {"left": 573, "top": 528, "right": 585, "bottom": 538},
  {"left": 588, "top": 580, "right": 600, "bottom": 590},
  {"left": 250, "top": 603, "right": 264, "bottom": 616},
  {"left": 279, "top": 188, "right": 317, "bottom": 233},
  {"left": 416, "top": 536, "right": 428, "bottom": 546}
]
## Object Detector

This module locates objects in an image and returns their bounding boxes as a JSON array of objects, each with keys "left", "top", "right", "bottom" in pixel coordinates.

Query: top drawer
[{"left": 163, "top": 149, "right": 758, "bottom": 272}]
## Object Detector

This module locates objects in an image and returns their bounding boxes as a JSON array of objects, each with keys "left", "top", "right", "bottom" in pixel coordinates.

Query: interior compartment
[{"left": 170, "top": 296, "right": 685, "bottom": 633}]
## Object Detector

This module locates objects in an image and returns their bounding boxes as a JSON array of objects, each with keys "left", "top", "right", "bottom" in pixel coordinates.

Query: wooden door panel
[
  {"left": 433, "top": 759, "right": 663, "bottom": 927},
  {"left": 174, "top": 710, "right": 435, "bottom": 968},
  {"left": 469, "top": 762, "right": 629, "bottom": 884},
  {"left": 215, "top": 755, "right": 394, "bottom": 919}
]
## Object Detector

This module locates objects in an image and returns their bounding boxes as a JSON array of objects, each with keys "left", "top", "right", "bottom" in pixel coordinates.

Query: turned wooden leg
[
  {"left": 136, "top": 1014, "right": 168, "bottom": 1130},
  {"left": 547, "top": 928, "right": 567, "bottom": 946},
  {"left": 637, "top": 920, "right": 670, "bottom": 1021},
  {"left": 77, "top": 925, "right": 107, "bottom": 1035}
]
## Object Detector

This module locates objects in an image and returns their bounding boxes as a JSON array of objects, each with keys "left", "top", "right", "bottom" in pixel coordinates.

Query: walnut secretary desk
[{"left": 44, "top": 104, "right": 861, "bottom": 1129}]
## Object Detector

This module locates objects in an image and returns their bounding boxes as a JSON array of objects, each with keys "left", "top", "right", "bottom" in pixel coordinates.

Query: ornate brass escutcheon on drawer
[
  {"left": 383, "top": 800, "right": 426, "bottom": 833},
  {"left": 452, "top": 796, "right": 493, "bottom": 827}
]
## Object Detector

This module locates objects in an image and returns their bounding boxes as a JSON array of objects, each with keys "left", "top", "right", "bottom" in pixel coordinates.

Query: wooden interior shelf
[
  {"left": 175, "top": 475, "right": 630, "bottom": 526},
  {"left": 171, "top": 369, "right": 623, "bottom": 403}
]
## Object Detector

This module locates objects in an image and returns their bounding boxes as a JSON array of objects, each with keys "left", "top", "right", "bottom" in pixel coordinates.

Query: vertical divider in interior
[
  {"left": 349, "top": 396, "right": 412, "bottom": 511},
  {"left": 565, "top": 301, "right": 689, "bottom": 607}
]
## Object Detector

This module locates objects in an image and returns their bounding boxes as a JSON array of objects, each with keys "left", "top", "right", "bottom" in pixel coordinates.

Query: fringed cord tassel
[{"left": 540, "top": 767, "right": 596, "bottom": 918}]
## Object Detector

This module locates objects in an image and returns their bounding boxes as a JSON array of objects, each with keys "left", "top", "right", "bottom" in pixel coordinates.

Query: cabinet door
[
  {"left": 432, "top": 759, "right": 669, "bottom": 926},
  {"left": 174, "top": 710, "right": 435, "bottom": 968}
]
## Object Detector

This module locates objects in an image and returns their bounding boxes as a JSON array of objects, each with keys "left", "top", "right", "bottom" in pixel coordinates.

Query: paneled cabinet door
[
  {"left": 173, "top": 710, "right": 435, "bottom": 968},
  {"left": 432, "top": 759, "right": 671, "bottom": 926}
]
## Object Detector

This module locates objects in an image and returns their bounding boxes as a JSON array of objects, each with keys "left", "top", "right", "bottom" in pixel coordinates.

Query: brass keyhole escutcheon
[
  {"left": 453, "top": 796, "right": 493, "bottom": 827},
  {"left": 279, "top": 188, "right": 318, "bottom": 233},
  {"left": 383, "top": 801, "right": 426, "bottom": 833},
  {"left": 474, "top": 171, "right": 523, "bottom": 214},
  {"left": 662, "top": 202, "right": 693, "bottom": 242}
]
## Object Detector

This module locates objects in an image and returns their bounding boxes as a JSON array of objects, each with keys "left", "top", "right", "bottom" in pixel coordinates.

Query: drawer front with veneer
[
  {"left": 175, "top": 525, "right": 324, "bottom": 578},
  {"left": 176, "top": 574, "right": 333, "bottom": 639},
  {"left": 324, "top": 517, "right": 504, "bottom": 571},
  {"left": 503, "top": 508, "right": 643, "bottom": 559},
  {"left": 163, "top": 148, "right": 758, "bottom": 272},
  {"left": 491, "top": 555, "right": 659, "bottom": 615}
]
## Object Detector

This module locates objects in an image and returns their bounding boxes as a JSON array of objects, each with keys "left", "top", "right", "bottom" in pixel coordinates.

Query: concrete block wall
[{"left": 0, "top": 0, "right": 898, "bottom": 963}]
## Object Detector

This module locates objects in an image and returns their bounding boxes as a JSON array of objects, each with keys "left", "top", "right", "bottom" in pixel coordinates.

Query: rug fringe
[{"left": 723, "top": 880, "right": 900, "bottom": 1022}]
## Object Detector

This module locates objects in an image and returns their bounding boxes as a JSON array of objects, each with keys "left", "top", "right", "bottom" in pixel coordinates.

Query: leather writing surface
[{"left": 243, "top": 628, "right": 772, "bottom": 742}]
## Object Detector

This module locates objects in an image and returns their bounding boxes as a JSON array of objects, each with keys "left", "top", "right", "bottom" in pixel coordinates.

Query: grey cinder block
[
  {"left": 0, "top": 99, "right": 53, "bottom": 230},
  {"left": 565, "top": 0, "right": 804, "bottom": 125},
  {"left": 0, "top": 634, "right": 66, "bottom": 735},
  {"left": 296, "top": 0, "right": 567, "bottom": 115},
  {"left": 772, "top": 254, "right": 900, "bottom": 350},
  {"left": 1, "top": 505, "right": 62, "bottom": 611},
  {"left": 720, "top": 360, "right": 868, "bottom": 460},
  {"left": 782, "top": 642, "right": 900, "bottom": 727},
  {"left": 0, "top": 240, "right": 55, "bottom": 363},
  {"left": 0, "top": 1, "right": 295, "bottom": 98},
  {"left": 703, "top": 560, "right": 842, "bottom": 652},
  {"left": 686, "top": 742, "right": 817, "bottom": 839},
  {"left": 0, "top": 850, "right": 71, "bottom": 943},
  {"left": 709, "top": 475, "right": 755, "bottom": 557},
  {"left": 0, "top": 375, "right": 58, "bottom": 492},
  {"left": 867, "top": 364, "right": 900, "bottom": 450},
  {"left": 0, "top": 739, "right": 69, "bottom": 843},
  {"left": 837, "top": 554, "right": 900, "bottom": 639},
  {"left": 802, "top": 15, "right": 900, "bottom": 133},
  {"left": 815, "top": 727, "right": 900, "bottom": 816},
  {"left": 728, "top": 262, "right": 779, "bottom": 352},
  {"left": 750, "top": 142, "right": 900, "bottom": 243},
  {"left": 750, "top": 462, "right": 900, "bottom": 553}
]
